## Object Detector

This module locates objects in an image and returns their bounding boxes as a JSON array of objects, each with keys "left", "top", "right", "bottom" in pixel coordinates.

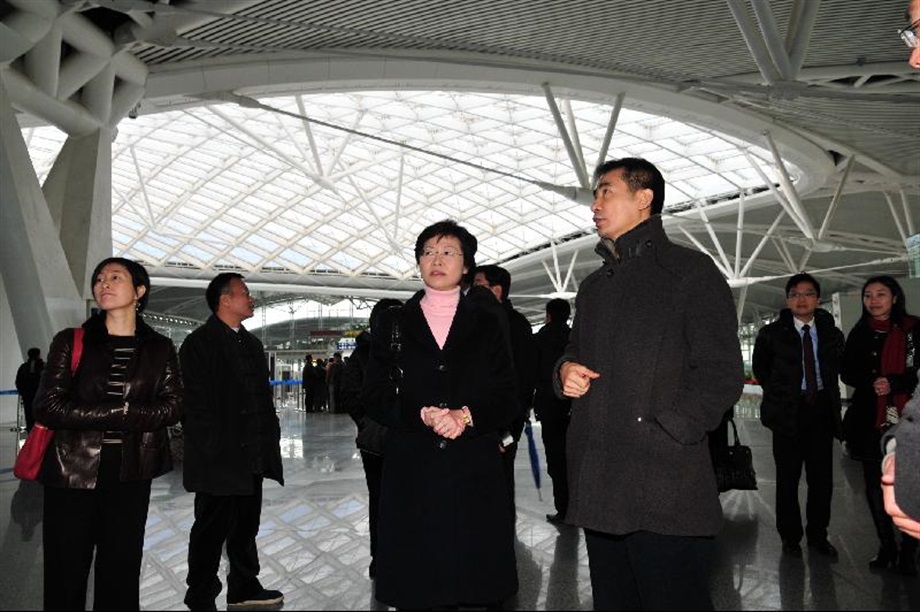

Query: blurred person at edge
[
  {"left": 842, "top": 275, "right": 919, "bottom": 575},
  {"left": 33, "top": 257, "right": 182, "bottom": 610},
  {"left": 878, "top": 0, "right": 920, "bottom": 549},
  {"left": 360, "top": 220, "right": 519, "bottom": 609}
]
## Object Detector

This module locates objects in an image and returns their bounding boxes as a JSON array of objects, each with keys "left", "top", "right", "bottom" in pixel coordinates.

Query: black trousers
[
  {"left": 360, "top": 450, "right": 384, "bottom": 562},
  {"left": 584, "top": 529, "right": 714, "bottom": 610},
  {"left": 186, "top": 476, "right": 265, "bottom": 605},
  {"left": 540, "top": 414, "right": 569, "bottom": 517},
  {"left": 43, "top": 445, "right": 152, "bottom": 611},
  {"left": 772, "top": 394, "right": 834, "bottom": 544}
]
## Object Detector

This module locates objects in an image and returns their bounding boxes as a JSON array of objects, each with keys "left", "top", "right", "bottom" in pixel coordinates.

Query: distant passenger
[
  {"left": 15, "top": 347, "right": 43, "bottom": 431},
  {"left": 533, "top": 298, "right": 571, "bottom": 525},
  {"left": 473, "top": 264, "right": 536, "bottom": 510},
  {"left": 753, "top": 273, "right": 844, "bottom": 559}
]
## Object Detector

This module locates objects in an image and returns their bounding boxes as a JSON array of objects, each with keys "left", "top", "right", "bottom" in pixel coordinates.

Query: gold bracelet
[{"left": 460, "top": 407, "right": 472, "bottom": 426}]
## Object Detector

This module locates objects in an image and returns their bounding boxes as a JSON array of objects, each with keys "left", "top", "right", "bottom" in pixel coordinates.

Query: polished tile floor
[{"left": 0, "top": 395, "right": 917, "bottom": 610}]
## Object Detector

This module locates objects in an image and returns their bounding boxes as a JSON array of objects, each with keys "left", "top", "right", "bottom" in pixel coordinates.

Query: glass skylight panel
[{"left": 21, "top": 90, "right": 799, "bottom": 285}]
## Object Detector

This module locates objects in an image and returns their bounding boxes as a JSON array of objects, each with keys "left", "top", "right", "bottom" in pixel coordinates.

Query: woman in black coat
[
  {"left": 361, "top": 220, "right": 519, "bottom": 609},
  {"left": 841, "top": 276, "right": 919, "bottom": 574},
  {"left": 33, "top": 257, "right": 182, "bottom": 610}
]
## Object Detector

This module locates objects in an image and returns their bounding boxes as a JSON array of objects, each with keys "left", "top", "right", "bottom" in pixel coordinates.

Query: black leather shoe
[
  {"left": 782, "top": 541, "right": 802, "bottom": 556},
  {"left": 808, "top": 539, "right": 839, "bottom": 557}
]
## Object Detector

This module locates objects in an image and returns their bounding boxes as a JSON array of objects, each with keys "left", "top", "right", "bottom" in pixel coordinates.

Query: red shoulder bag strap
[{"left": 71, "top": 327, "right": 84, "bottom": 374}]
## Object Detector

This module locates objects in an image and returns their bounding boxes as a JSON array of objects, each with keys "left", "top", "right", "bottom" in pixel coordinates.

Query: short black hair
[
  {"left": 593, "top": 157, "right": 665, "bottom": 215},
  {"left": 545, "top": 298, "right": 571, "bottom": 322},
  {"left": 205, "top": 272, "right": 245, "bottom": 313},
  {"left": 474, "top": 264, "right": 511, "bottom": 302},
  {"left": 27, "top": 347, "right": 41, "bottom": 359},
  {"left": 91, "top": 257, "right": 151, "bottom": 313},
  {"left": 860, "top": 275, "right": 908, "bottom": 323},
  {"left": 785, "top": 273, "right": 821, "bottom": 298},
  {"left": 414, "top": 219, "right": 478, "bottom": 283}
]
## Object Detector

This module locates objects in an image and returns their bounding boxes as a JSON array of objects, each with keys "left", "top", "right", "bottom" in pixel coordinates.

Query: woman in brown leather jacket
[{"left": 33, "top": 257, "right": 182, "bottom": 610}]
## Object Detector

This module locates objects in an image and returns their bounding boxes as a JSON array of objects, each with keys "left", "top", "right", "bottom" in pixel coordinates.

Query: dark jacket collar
[
  {"left": 205, "top": 313, "right": 249, "bottom": 336},
  {"left": 595, "top": 215, "right": 663, "bottom": 265},
  {"left": 82, "top": 312, "right": 156, "bottom": 343}
]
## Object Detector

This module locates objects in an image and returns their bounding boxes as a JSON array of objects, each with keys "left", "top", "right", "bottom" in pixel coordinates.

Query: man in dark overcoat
[
  {"left": 556, "top": 158, "right": 743, "bottom": 610},
  {"left": 753, "top": 273, "right": 844, "bottom": 558},
  {"left": 473, "top": 264, "right": 536, "bottom": 509},
  {"left": 180, "top": 272, "right": 284, "bottom": 611},
  {"left": 533, "top": 298, "right": 572, "bottom": 524}
]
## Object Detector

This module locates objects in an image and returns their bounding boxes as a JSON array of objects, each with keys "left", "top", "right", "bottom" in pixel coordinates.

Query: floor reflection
[{"left": 0, "top": 409, "right": 916, "bottom": 610}]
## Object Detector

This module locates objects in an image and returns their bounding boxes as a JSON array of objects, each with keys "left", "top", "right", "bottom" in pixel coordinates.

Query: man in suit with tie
[{"left": 753, "top": 273, "right": 845, "bottom": 558}]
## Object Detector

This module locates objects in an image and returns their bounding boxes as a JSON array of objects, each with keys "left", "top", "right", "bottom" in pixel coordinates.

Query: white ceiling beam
[
  {"left": 750, "top": 0, "right": 796, "bottom": 81},
  {"left": 736, "top": 284, "right": 749, "bottom": 323},
  {"left": 295, "top": 95, "right": 326, "bottom": 177},
  {"left": 883, "top": 192, "right": 908, "bottom": 243},
  {"left": 742, "top": 149, "right": 811, "bottom": 238},
  {"left": 762, "top": 131, "right": 815, "bottom": 239},
  {"left": 773, "top": 237, "right": 797, "bottom": 273},
  {"left": 784, "top": 0, "right": 821, "bottom": 77},
  {"left": 740, "top": 210, "right": 786, "bottom": 277},
  {"left": 799, "top": 154, "right": 856, "bottom": 270},
  {"left": 726, "top": 0, "right": 782, "bottom": 84},
  {"left": 694, "top": 199, "right": 734, "bottom": 277},
  {"left": 129, "top": 144, "right": 156, "bottom": 227},
  {"left": 677, "top": 226, "right": 732, "bottom": 277},
  {"left": 734, "top": 191, "right": 745, "bottom": 277},
  {"left": 206, "top": 106, "right": 337, "bottom": 191},
  {"left": 900, "top": 190, "right": 917, "bottom": 237},
  {"left": 541, "top": 83, "right": 590, "bottom": 188},
  {"left": 596, "top": 92, "right": 624, "bottom": 169},
  {"left": 562, "top": 98, "right": 587, "bottom": 176},
  {"left": 562, "top": 251, "right": 578, "bottom": 295}
]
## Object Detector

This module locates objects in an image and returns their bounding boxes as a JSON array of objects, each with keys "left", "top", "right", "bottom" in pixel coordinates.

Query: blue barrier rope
[{"left": 0, "top": 390, "right": 18, "bottom": 396}]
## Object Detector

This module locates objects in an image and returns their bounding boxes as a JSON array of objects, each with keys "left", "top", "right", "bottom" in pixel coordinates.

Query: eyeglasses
[
  {"left": 899, "top": 18, "right": 920, "bottom": 48},
  {"left": 420, "top": 248, "right": 463, "bottom": 260},
  {"left": 787, "top": 291, "right": 817, "bottom": 299}
]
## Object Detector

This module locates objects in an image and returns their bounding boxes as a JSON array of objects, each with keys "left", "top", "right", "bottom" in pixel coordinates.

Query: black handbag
[
  {"left": 355, "top": 309, "right": 402, "bottom": 456},
  {"left": 713, "top": 418, "right": 758, "bottom": 492}
]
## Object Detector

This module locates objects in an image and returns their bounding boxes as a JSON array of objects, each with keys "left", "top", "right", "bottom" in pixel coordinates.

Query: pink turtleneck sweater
[{"left": 420, "top": 286, "right": 459, "bottom": 349}]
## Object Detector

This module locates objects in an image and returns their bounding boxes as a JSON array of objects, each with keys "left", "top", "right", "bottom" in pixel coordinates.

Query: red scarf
[{"left": 869, "top": 315, "right": 918, "bottom": 429}]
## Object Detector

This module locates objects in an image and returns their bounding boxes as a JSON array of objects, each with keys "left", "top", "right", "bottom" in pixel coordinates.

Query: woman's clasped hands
[{"left": 421, "top": 406, "right": 467, "bottom": 439}]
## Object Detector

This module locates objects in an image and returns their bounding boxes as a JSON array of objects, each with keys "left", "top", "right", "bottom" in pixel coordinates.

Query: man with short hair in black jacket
[
  {"left": 474, "top": 264, "right": 536, "bottom": 511},
  {"left": 181, "top": 273, "right": 284, "bottom": 611},
  {"left": 753, "top": 272, "right": 845, "bottom": 558},
  {"left": 533, "top": 298, "right": 572, "bottom": 525}
]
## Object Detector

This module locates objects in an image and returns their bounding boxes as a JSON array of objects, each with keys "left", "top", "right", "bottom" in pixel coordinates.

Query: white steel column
[
  {"left": 0, "top": 79, "right": 86, "bottom": 355},
  {"left": 43, "top": 127, "right": 115, "bottom": 297}
]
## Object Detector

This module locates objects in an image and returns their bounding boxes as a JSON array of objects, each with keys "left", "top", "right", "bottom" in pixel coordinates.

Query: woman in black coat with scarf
[
  {"left": 361, "top": 220, "right": 519, "bottom": 609},
  {"left": 842, "top": 275, "right": 919, "bottom": 575}
]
